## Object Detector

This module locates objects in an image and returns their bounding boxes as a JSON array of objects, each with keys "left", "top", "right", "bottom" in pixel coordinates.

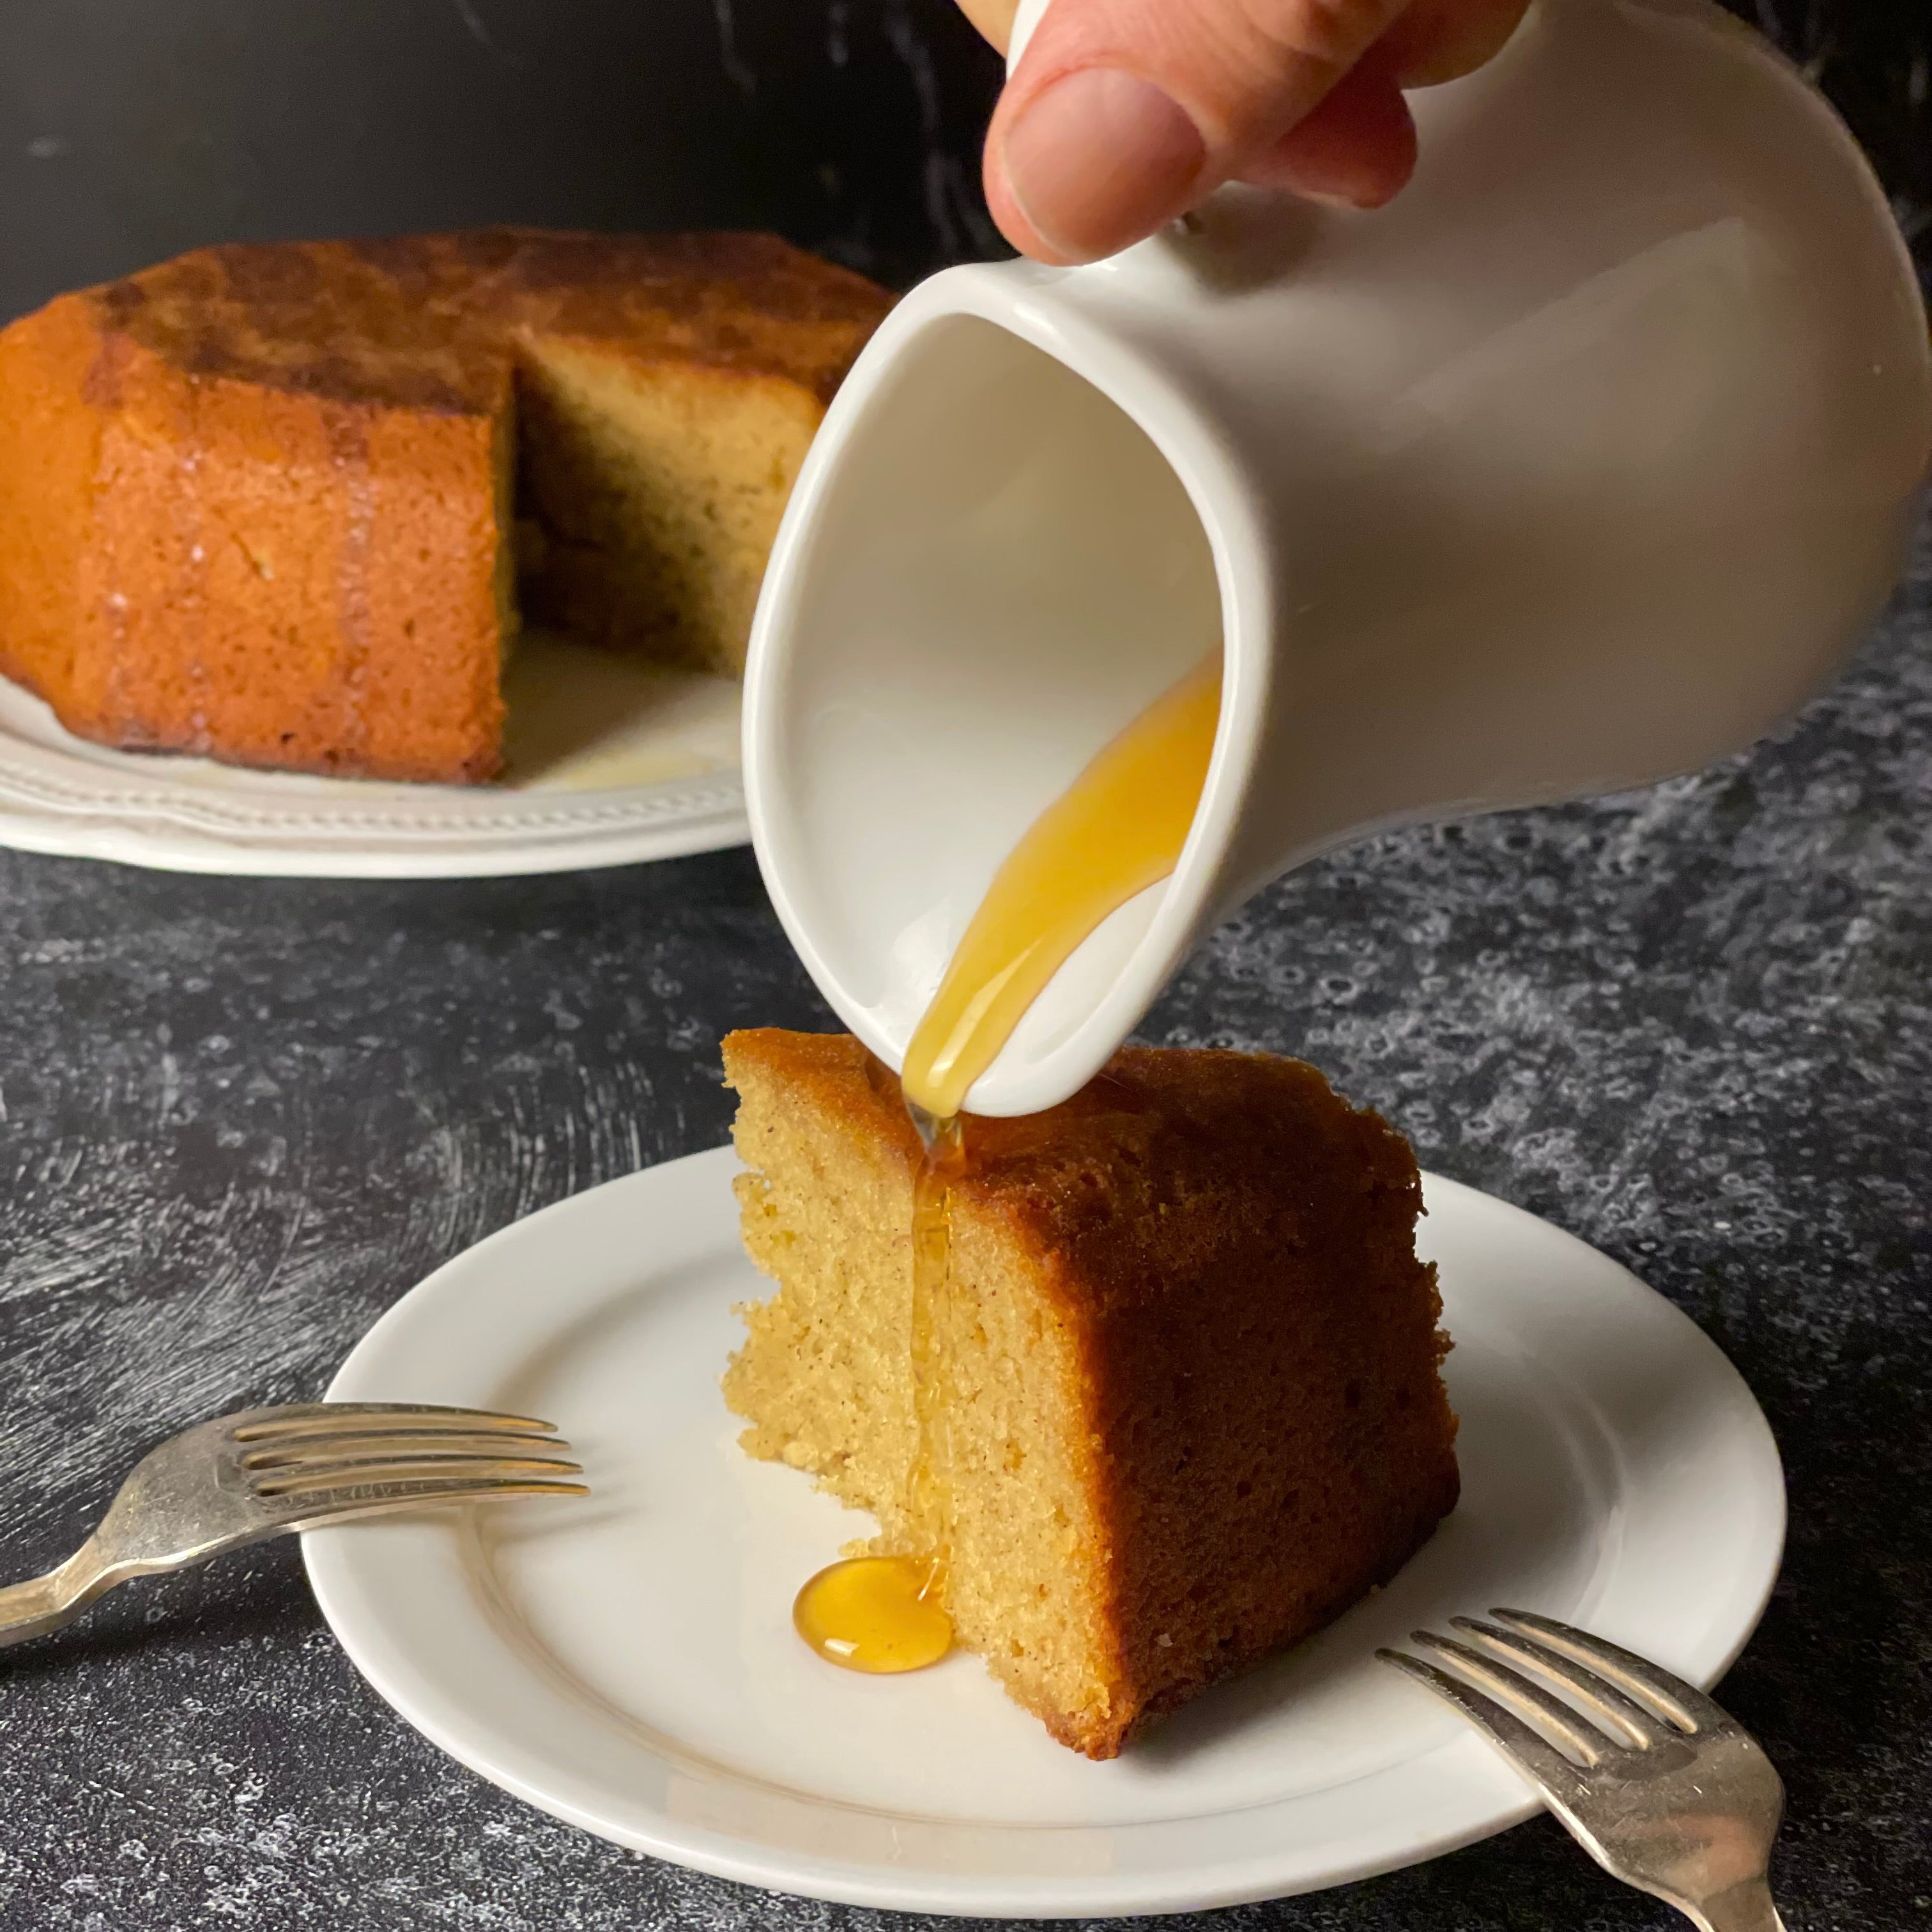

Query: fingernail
[
  {"left": 1000, "top": 70, "right": 1206, "bottom": 263},
  {"left": 1296, "top": 186, "right": 1369, "bottom": 210}
]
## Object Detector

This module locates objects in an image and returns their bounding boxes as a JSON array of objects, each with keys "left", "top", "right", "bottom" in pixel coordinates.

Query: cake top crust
[
  {"left": 722, "top": 1028, "right": 1425, "bottom": 1320},
  {"left": 57, "top": 229, "right": 894, "bottom": 415}
]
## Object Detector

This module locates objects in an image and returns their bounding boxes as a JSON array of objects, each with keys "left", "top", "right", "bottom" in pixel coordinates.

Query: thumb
[{"left": 985, "top": 0, "right": 1414, "bottom": 263}]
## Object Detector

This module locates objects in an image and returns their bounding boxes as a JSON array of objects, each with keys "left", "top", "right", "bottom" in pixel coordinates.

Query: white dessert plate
[
  {"left": 304, "top": 1146, "right": 1784, "bottom": 1917},
  {"left": 0, "top": 631, "right": 746, "bottom": 876}
]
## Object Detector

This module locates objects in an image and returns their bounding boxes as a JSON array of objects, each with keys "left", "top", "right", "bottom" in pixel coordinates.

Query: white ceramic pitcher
[{"left": 743, "top": 0, "right": 1931, "bottom": 1117}]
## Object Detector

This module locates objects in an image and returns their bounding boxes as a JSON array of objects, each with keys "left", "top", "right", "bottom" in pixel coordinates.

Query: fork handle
[
  {"left": 1688, "top": 1879, "right": 1786, "bottom": 1932},
  {"left": 0, "top": 1543, "right": 114, "bottom": 1648}
]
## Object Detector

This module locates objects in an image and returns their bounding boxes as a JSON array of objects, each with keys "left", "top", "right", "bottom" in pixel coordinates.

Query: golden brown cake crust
[
  {"left": 82, "top": 230, "right": 894, "bottom": 412},
  {"left": 723, "top": 1029, "right": 1460, "bottom": 1757},
  {"left": 0, "top": 231, "right": 891, "bottom": 781}
]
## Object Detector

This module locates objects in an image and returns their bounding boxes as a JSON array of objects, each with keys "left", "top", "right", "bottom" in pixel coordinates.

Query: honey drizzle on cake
[
  {"left": 794, "top": 655, "right": 1223, "bottom": 1676},
  {"left": 906, "top": 1107, "right": 965, "bottom": 1577},
  {"left": 793, "top": 1107, "right": 963, "bottom": 1672}
]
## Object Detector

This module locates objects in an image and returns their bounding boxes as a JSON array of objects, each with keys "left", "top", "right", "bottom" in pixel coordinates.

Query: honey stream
[
  {"left": 793, "top": 652, "right": 1223, "bottom": 1674},
  {"left": 900, "top": 654, "right": 1224, "bottom": 1122}
]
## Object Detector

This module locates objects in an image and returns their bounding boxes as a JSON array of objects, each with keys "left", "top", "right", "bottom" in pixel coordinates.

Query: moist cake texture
[
  {"left": 722, "top": 1029, "right": 1460, "bottom": 1758},
  {"left": 0, "top": 230, "right": 891, "bottom": 781}
]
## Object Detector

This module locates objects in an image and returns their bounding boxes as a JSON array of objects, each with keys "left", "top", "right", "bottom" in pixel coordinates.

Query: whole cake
[
  {"left": 722, "top": 1029, "right": 1460, "bottom": 1758},
  {"left": 0, "top": 230, "right": 891, "bottom": 782}
]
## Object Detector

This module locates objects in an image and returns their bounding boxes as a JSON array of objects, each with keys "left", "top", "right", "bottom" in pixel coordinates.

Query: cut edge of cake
[{"left": 512, "top": 334, "right": 829, "bottom": 680}]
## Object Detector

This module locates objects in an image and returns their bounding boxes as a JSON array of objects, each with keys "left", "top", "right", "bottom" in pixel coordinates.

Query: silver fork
[
  {"left": 0, "top": 1402, "right": 586, "bottom": 1648},
  {"left": 1381, "top": 1609, "right": 1785, "bottom": 1932}
]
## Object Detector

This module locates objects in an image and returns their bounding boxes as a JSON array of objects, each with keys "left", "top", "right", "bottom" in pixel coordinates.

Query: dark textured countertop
[{"left": 0, "top": 499, "right": 1926, "bottom": 1928}]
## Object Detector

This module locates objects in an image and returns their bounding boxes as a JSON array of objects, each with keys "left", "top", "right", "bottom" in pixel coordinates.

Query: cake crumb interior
[
  {"left": 509, "top": 337, "right": 823, "bottom": 678},
  {"left": 723, "top": 1050, "right": 1125, "bottom": 1747}
]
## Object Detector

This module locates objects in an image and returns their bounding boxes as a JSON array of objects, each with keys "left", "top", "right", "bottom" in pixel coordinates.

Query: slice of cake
[
  {"left": 722, "top": 1029, "right": 1459, "bottom": 1758},
  {"left": 0, "top": 230, "right": 891, "bottom": 783}
]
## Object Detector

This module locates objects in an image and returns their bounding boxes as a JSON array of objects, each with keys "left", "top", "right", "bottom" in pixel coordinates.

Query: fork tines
[
  {"left": 230, "top": 1403, "right": 587, "bottom": 1520},
  {"left": 230, "top": 1402, "right": 560, "bottom": 1441},
  {"left": 1378, "top": 1609, "right": 1732, "bottom": 1789}
]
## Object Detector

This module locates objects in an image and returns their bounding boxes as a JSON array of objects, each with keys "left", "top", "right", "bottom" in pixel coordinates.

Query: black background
[{"left": 0, "top": 0, "right": 1925, "bottom": 312}]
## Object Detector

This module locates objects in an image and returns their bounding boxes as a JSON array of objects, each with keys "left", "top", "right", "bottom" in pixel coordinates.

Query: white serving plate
[
  {"left": 0, "top": 630, "right": 746, "bottom": 875},
  {"left": 305, "top": 1146, "right": 1784, "bottom": 1917}
]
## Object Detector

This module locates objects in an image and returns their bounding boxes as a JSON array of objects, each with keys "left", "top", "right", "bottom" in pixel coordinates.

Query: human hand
[{"left": 958, "top": 0, "right": 1531, "bottom": 264}]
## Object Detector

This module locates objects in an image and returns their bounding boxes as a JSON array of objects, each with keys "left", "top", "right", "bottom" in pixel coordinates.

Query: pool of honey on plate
[
  {"left": 792, "top": 651, "right": 1222, "bottom": 1675},
  {"left": 792, "top": 1552, "right": 956, "bottom": 1672}
]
